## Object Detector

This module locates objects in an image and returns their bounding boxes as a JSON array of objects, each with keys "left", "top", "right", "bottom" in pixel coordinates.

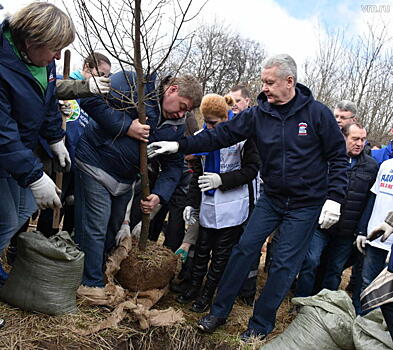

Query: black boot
[
  {"left": 170, "top": 279, "right": 191, "bottom": 294},
  {"left": 191, "top": 281, "right": 216, "bottom": 313},
  {"left": 176, "top": 285, "right": 200, "bottom": 304}
]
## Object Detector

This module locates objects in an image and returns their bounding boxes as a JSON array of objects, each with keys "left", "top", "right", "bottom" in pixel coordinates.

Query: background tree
[
  {"left": 169, "top": 20, "right": 266, "bottom": 102},
  {"left": 302, "top": 23, "right": 393, "bottom": 143}
]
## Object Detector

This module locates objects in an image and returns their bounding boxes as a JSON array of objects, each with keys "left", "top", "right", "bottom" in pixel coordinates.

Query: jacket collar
[
  {"left": 256, "top": 83, "right": 314, "bottom": 118},
  {"left": 0, "top": 20, "right": 42, "bottom": 79}
]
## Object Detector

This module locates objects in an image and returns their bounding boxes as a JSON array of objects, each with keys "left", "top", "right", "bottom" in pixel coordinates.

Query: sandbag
[
  {"left": 353, "top": 309, "right": 393, "bottom": 350},
  {"left": 261, "top": 289, "right": 356, "bottom": 350},
  {"left": 0, "top": 231, "right": 84, "bottom": 315}
]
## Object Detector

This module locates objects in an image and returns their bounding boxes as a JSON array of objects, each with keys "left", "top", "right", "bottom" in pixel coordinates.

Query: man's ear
[
  {"left": 169, "top": 85, "right": 179, "bottom": 93},
  {"left": 287, "top": 76, "right": 295, "bottom": 88}
]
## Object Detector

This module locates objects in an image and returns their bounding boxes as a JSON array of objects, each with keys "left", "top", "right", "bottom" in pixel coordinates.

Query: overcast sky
[{"left": 1, "top": 0, "right": 392, "bottom": 72}]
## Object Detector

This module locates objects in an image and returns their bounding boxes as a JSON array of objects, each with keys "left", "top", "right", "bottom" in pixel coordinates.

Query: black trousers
[
  {"left": 381, "top": 302, "right": 393, "bottom": 341},
  {"left": 148, "top": 171, "right": 192, "bottom": 252},
  {"left": 191, "top": 224, "right": 243, "bottom": 289}
]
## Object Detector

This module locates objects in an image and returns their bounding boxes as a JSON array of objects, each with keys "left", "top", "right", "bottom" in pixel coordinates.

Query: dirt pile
[{"left": 116, "top": 241, "right": 178, "bottom": 291}]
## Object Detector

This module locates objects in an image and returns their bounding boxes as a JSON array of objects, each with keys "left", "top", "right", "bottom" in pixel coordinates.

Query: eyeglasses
[{"left": 335, "top": 115, "right": 355, "bottom": 120}]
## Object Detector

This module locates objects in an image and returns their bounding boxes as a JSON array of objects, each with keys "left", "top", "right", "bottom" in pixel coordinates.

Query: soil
[{"left": 115, "top": 241, "right": 178, "bottom": 291}]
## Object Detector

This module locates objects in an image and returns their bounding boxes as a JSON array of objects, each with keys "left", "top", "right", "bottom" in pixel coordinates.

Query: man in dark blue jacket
[
  {"left": 0, "top": 3, "right": 75, "bottom": 278},
  {"left": 148, "top": 54, "right": 348, "bottom": 340},
  {"left": 74, "top": 71, "right": 203, "bottom": 293}
]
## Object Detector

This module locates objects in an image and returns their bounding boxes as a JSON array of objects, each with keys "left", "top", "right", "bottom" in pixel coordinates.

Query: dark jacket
[
  {"left": 186, "top": 139, "right": 261, "bottom": 209},
  {"left": 77, "top": 71, "right": 185, "bottom": 204},
  {"left": 0, "top": 20, "right": 64, "bottom": 187},
  {"left": 325, "top": 151, "right": 378, "bottom": 237},
  {"left": 179, "top": 84, "right": 348, "bottom": 209}
]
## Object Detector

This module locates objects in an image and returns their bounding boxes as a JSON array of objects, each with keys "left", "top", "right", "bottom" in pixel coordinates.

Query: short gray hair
[
  {"left": 335, "top": 100, "right": 357, "bottom": 116},
  {"left": 262, "top": 54, "right": 297, "bottom": 84}
]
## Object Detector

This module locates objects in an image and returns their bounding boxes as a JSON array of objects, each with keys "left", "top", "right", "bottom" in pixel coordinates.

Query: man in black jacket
[
  {"left": 147, "top": 54, "right": 348, "bottom": 340},
  {"left": 295, "top": 123, "right": 378, "bottom": 309}
]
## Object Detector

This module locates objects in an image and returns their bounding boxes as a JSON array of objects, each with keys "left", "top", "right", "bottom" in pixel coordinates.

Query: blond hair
[
  {"left": 9, "top": 2, "right": 75, "bottom": 50},
  {"left": 200, "top": 94, "right": 234, "bottom": 120}
]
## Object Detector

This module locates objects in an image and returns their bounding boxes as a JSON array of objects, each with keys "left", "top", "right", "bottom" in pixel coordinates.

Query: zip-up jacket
[
  {"left": 325, "top": 151, "right": 378, "bottom": 237},
  {"left": 0, "top": 20, "right": 65, "bottom": 187},
  {"left": 76, "top": 71, "right": 185, "bottom": 203},
  {"left": 179, "top": 83, "right": 348, "bottom": 209}
]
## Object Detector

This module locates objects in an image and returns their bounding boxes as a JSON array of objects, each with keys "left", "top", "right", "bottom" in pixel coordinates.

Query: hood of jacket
[{"left": 256, "top": 83, "right": 314, "bottom": 118}]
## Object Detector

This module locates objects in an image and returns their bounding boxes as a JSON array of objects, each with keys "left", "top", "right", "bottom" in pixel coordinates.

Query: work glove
[
  {"left": 147, "top": 141, "right": 179, "bottom": 159},
  {"left": 88, "top": 76, "right": 111, "bottom": 94},
  {"left": 175, "top": 248, "right": 188, "bottom": 263},
  {"left": 130, "top": 222, "right": 142, "bottom": 239},
  {"left": 356, "top": 235, "right": 367, "bottom": 255},
  {"left": 118, "top": 204, "right": 162, "bottom": 243},
  {"left": 183, "top": 206, "right": 199, "bottom": 226},
  {"left": 369, "top": 222, "right": 393, "bottom": 242},
  {"left": 318, "top": 199, "right": 341, "bottom": 229},
  {"left": 50, "top": 140, "right": 71, "bottom": 172},
  {"left": 115, "top": 223, "right": 131, "bottom": 245},
  {"left": 58, "top": 100, "right": 72, "bottom": 116},
  {"left": 29, "top": 173, "right": 61, "bottom": 209},
  {"left": 198, "top": 172, "right": 222, "bottom": 192}
]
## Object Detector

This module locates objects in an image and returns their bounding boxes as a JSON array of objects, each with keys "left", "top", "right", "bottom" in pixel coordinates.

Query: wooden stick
[{"left": 52, "top": 49, "right": 71, "bottom": 230}]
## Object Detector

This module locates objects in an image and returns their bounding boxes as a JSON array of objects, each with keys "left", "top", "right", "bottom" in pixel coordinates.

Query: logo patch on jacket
[
  {"left": 298, "top": 122, "right": 308, "bottom": 136},
  {"left": 48, "top": 73, "right": 55, "bottom": 83}
]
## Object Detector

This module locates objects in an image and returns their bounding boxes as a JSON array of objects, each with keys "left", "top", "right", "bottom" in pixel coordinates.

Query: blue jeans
[
  {"left": 295, "top": 229, "right": 354, "bottom": 297},
  {"left": 0, "top": 177, "right": 37, "bottom": 252},
  {"left": 74, "top": 168, "right": 133, "bottom": 287},
  {"left": 210, "top": 193, "right": 321, "bottom": 335},
  {"left": 361, "top": 245, "right": 388, "bottom": 294}
]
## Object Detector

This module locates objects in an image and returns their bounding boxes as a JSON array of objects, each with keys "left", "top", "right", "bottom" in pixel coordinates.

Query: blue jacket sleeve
[
  {"left": 79, "top": 96, "right": 133, "bottom": 137},
  {"left": 39, "top": 93, "right": 65, "bottom": 144},
  {"left": 178, "top": 108, "right": 256, "bottom": 154},
  {"left": 39, "top": 70, "right": 66, "bottom": 144},
  {"left": 318, "top": 104, "right": 348, "bottom": 204},
  {"left": 151, "top": 153, "right": 184, "bottom": 204},
  {"left": 0, "top": 84, "right": 43, "bottom": 186}
]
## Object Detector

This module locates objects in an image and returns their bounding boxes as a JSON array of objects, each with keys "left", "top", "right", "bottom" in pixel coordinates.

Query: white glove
[
  {"left": 115, "top": 223, "right": 131, "bottom": 245},
  {"left": 58, "top": 100, "right": 72, "bottom": 116},
  {"left": 50, "top": 140, "right": 71, "bottom": 172},
  {"left": 131, "top": 222, "right": 142, "bottom": 239},
  {"left": 356, "top": 235, "right": 367, "bottom": 255},
  {"left": 183, "top": 206, "right": 199, "bottom": 225},
  {"left": 198, "top": 172, "right": 222, "bottom": 192},
  {"left": 88, "top": 76, "right": 111, "bottom": 94},
  {"left": 318, "top": 199, "right": 341, "bottom": 229},
  {"left": 147, "top": 141, "right": 179, "bottom": 159},
  {"left": 368, "top": 222, "right": 393, "bottom": 242},
  {"left": 127, "top": 204, "right": 162, "bottom": 242},
  {"left": 29, "top": 173, "right": 61, "bottom": 209}
]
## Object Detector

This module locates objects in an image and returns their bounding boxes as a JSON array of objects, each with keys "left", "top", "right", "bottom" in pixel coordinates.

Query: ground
[{"left": 0, "top": 226, "right": 351, "bottom": 350}]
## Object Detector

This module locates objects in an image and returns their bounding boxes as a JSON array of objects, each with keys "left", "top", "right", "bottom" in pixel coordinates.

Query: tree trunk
[{"left": 134, "top": 0, "right": 150, "bottom": 251}]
